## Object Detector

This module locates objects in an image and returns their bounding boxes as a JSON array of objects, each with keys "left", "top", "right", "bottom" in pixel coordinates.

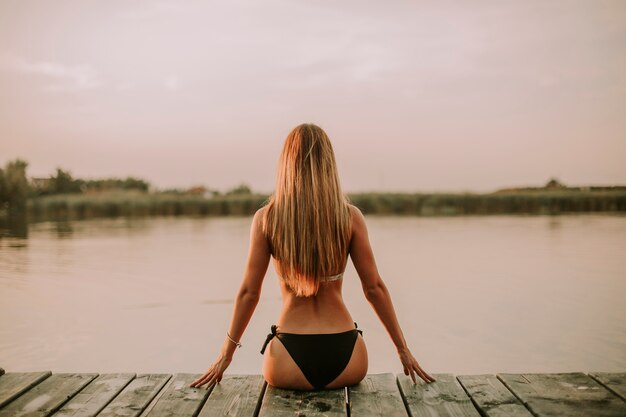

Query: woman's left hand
[{"left": 189, "top": 353, "right": 232, "bottom": 388}]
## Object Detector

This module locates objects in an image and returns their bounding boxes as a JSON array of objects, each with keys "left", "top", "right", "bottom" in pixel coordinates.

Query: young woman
[{"left": 190, "top": 123, "right": 435, "bottom": 390}]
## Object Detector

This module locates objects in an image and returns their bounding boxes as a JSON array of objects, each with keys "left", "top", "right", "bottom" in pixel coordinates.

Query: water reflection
[
  {"left": 548, "top": 215, "right": 562, "bottom": 230},
  {"left": 53, "top": 219, "right": 73, "bottom": 238},
  {"left": 0, "top": 213, "right": 28, "bottom": 239}
]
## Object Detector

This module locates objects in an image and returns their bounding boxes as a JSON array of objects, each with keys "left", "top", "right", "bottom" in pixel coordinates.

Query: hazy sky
[{"left": 1, "top": 0, "right": 624, "bottom": 193}]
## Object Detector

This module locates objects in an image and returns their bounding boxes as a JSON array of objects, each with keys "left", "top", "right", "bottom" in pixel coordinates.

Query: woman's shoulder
[
  {"left": 255, "top": 205, "right": 268, "bottom": 216},
  {"left": 253, "top": 205, "right": 269, "bottom": 227},
  {"left": 347, "top": 203, "right": 365, "bottom": 222},
  {"left": 347, "top": 204, "right": 367, "bottom": 236},
  {"left": 252, "top": 206, "right": 272, "bottom": 251}
]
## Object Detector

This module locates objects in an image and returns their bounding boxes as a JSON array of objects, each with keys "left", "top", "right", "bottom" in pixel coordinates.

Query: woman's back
[
  {"left": 190, "top": 123, "right": 434, "bottom": 391},
  {"left": 261, "top": 203, "right": 369, "bottom": 389},
  {"left": 269, "top": 204, "right": 354, "bottom": 333},
  {"left": 276, "top": 277, "right": 351, "bottom": 332}
]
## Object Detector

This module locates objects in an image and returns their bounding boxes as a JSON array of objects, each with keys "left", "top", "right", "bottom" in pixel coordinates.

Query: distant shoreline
[
  {"left": 13, "top": 189, "right": 625, "bottom": 221},
  {"left": 3, "top": 159, "right": 624, "bottom": 221}
]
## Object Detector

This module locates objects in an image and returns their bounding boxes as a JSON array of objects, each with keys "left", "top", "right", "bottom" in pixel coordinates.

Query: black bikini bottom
[{"left": 260, "top": 322, "right": 363, "bottom": 390}]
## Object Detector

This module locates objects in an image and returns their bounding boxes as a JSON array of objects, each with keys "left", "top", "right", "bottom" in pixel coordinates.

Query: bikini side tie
[
  {"left": 354, "top": 321, "right": 363, "bottom": 336},
  {"left": 260, "top": 324, "right": 277, "bottom": 354}
]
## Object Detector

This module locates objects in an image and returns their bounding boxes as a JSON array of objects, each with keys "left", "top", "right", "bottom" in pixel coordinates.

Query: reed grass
[
  {"left": 27, "top": 191, "right": 269, "bottom": 220},
  {"left": 24, "top": 189, "right": 626, "bottom": 220},
  {"left": 348, "top": 190, "right": 626, "bottom": 215}
]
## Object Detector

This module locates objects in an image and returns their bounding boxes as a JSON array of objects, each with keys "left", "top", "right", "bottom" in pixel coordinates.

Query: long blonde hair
[{"left": 262, "top": 123, "right": 352, "bottom": 297}]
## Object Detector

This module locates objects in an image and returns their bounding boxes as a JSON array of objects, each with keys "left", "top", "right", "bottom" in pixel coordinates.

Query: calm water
[{"left": 1, "top": 214, "right": 625, "bottom": 375}]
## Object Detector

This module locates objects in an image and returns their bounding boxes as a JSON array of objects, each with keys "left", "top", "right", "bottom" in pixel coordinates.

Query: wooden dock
[{"left": 0, "top": 368, "right": 624, "bottom": 416}]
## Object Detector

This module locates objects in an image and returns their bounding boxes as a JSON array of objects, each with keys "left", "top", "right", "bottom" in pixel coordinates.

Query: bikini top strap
[{"left": 260, "top": 324, "right": 277, "bottom": 355}]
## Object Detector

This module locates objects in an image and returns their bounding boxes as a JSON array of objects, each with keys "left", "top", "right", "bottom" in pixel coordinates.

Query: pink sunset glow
[{"left": 1, "top": 0, "right": 624, "bottom": 192}]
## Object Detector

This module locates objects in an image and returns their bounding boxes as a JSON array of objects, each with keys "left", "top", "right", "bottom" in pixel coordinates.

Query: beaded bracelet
[{"left": 226, "top": 332, "right": 242, "bottom": 348}]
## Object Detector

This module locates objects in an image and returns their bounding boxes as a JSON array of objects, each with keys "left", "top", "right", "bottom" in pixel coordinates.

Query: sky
[{"left": 0, "top": 0, "right": 624, "bottom": 193}]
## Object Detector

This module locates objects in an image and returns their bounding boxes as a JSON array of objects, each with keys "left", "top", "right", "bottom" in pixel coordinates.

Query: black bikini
[{"left": 260, "top": 321, "right": 363, "bottom": 390}]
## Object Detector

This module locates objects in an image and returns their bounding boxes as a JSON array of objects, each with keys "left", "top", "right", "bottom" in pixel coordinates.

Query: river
[{"left": 1, "top": 214, "right": 624, "bottom": 376}]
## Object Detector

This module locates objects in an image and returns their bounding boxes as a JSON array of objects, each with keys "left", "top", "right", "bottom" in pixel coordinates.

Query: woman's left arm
[{"left": 190, "top": 207, "right": 271, "bottom": 388}]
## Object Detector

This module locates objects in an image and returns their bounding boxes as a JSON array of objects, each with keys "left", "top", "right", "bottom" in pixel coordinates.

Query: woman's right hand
[{"left": 398, "top": 347, "right": 436, "bottom": 383}]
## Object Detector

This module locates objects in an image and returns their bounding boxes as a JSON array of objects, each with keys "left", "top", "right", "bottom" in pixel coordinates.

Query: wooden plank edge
[
  {"left": 455, "top": 374, "right": 504, "bottom": 417},
  {"left": 0, "top": 371, "right": 53, "bottom": 409},
  {"left": 586, "top": 372, "right": 626, "bottom": 402},
  {"left": 252, "top": 380, "right": 268, "bottom": 417},
  {"left": 46, "top": 373, "right": 100, "bottom": 417},
  {"left": 394, "top": 374, "right": 417, "bottom": 417},
  {"left": 137, "top": 374, "right": 174, "bottom": 417},
  {"left": 101, "top": 374, "right": 172, "bottom": 417},
  {"left": 495, "top": 374, "right": 538, "bottom": 416},
  {"left": 343, "top": 385, "right": 352, "bottom": 417},
  {"left": 397, "top": 373, "right": 485, "bottom": 417},
  {"left": 139, "top": 374, "right": 213, "bottom": 417},
  {"left": 87, "top": 373, "right": 138, "bottom": 417},
  {"left": 191, "top": 381, "right": 218, "bottom": 417}
]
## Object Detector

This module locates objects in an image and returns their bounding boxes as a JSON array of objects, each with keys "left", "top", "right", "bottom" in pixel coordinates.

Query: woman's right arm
[
  {"left": 348, "top": 205, "right": 435, "bottom": 384},
  {"left": 190, "top": 207, "right": 271, "bottom": 388}
]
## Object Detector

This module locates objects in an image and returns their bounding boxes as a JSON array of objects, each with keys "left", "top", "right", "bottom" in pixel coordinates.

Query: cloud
[{"left": 15, "top": 59, "right": 98, "bottom": 91}]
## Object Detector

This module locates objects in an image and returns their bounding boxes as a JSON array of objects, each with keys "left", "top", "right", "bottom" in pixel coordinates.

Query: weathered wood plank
[
  {"left": 589, "top": 372, "right": 626, "bottom": 401},
  {"left": 197, "top": 375, "right": 265, "bottom": 417},
  {"left": 52, "top": 373, "right": 135, "bottom": 417},
  {"left": 0, "top": 373, "right": 97, "bottom": 417},
  {"left": 456, "top": 374, "right": 533, "bottom": 417},
  {"left": 258, "top": 385, "right": 346, "bottom": 417},
  {"left": 142, "top": 374, "right": 211, "bottom": 417},
  {"left": 98, "top": 374, "right": 171, "bottom": 417},
  {"left": 137, "top": 375, "right": 175, "bottom": 417},
  {"left": 498, "top": 372, "right": 626, "bottom": 417},
  {"left": 397, "top": 373, "right": 481, "bottom": 417},
  {"left": 349, "top": 373, "right": 406, "bottom": 416},
  {"left": 0, "top": 371, "right": 51, "bottom": 409}
]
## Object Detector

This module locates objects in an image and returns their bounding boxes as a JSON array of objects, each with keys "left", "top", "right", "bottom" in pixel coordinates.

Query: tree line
[
  {"left": 0, "top": 159, "right": 152, "bottom": 213},
  {"left": 0, "top": 159, "right": 29, "bottom": 213},
  {"left": 0, "top": 158, "right": 253, "bottom": 215}
]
